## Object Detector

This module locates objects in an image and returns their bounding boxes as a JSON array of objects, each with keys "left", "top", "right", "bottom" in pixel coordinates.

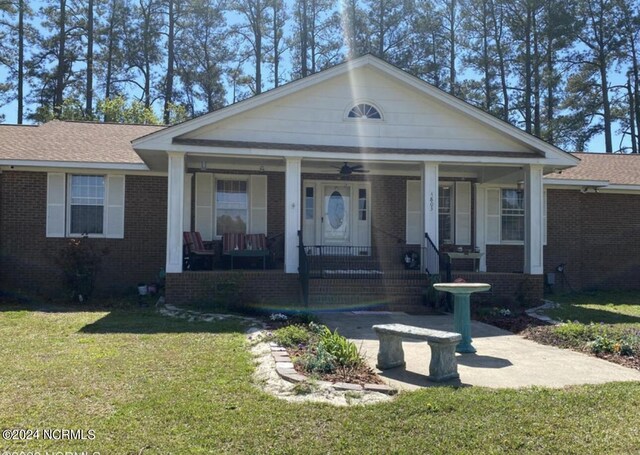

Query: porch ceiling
[{"left": 184, "top": 154, "right": 526, "bottom": 182}]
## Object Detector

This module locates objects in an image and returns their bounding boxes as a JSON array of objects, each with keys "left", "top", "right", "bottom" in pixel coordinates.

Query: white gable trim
[{"left": 133, "top": 55, "right": 578, "bottom": 168}]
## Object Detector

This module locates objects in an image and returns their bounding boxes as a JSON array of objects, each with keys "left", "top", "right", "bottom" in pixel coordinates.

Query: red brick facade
[
  {"left": 2, "top": 170, "right": 637, "bottom": 305},
  {"left": 0, "top": 171, "right": 167, "bottom": 296}
]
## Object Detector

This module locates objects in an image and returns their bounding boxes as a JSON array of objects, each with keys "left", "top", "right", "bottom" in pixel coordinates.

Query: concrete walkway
[{"left": 318, "top": 312, "right": 640, "bottom": 390}]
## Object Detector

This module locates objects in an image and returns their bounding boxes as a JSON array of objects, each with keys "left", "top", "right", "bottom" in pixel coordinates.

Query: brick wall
[
  {"left": 165, "top": 270, "right": 301, "bottom": 306},
  {"left": 545, "top": 189, "right": 640, "bottom": 291},
  {"left": 0, "top": 171, "right": 167, "bottom": 296},
  {"left": 453, "top": 272, "right": 544, "bottom": 305}
]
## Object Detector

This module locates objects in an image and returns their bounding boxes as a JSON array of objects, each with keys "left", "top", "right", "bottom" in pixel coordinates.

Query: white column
[
  {"left": 422, "top": 162, "right": 439, "bottom": 247},
  {"left": 524, "top": 164, "right": 544, "bottom": 274},
  {"left": 166, "top": 152, "right": 186, "bottom": 273},
  {"left": 284, "top": 157, "right": 302, "bottom": 273},
  {"left": 474, "top": 184, "right": 487, "bottom": 272}
]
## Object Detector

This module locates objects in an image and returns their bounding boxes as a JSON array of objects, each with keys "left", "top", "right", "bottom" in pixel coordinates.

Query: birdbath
[{"left": 433, "top": 283, "right": 492, "bottom": 353}]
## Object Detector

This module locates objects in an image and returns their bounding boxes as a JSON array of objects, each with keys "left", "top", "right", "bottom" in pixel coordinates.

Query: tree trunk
[
  {"left": 300, "top": 0, "right": 308, "bottom": 77},
  {"left": 163, "top": 0, "right": 175, "bottom": 124},
  {"left": 532, "top": 11, "right": 541, "bottom": 138},
  {"left": 86, "top": 0, "right": 94, "bottom": 117},
  {"left": 273, "top": 0, "right": 279, "bottom": 86},
  {"left": 600, "top": 54, "right": 613, "bottom": 153},
  {"left": 255, "top": 0, "right": 262, "bottom": 94},
  {"left": 54, "top": 0, "right": 67, "bottom": 118},
  {"left": 449, "top": 0, "right": 456, "bottom": 95},
  {"left": 523, "top": 6, "right": 532, "bottom": 134},
  {"left": 17, "top": 0, "right": 24, "bottom": 124},
  {"left": 628, "top": 78, "right": 638, "bottom": 154}
]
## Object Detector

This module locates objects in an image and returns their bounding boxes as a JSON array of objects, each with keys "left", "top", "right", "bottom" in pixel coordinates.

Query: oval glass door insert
[{"left": 327, "top": 191, "right": 345, "bottom": 229}]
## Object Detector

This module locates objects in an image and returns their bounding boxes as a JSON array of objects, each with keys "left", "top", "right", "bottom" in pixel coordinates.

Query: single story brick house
[{"left": 1, "top": 56, "right": 639, "bottom": 308}]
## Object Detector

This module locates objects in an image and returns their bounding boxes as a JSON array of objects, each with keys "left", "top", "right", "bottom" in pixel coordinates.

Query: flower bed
[
  {"left": 523, "top": 322, "right": 640, "bottom": 370},
  {"left": 271, "top": 321, "right": 384, "bottom": 386}
]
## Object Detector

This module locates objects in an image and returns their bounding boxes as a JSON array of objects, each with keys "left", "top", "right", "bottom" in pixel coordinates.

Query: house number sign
[{"left": 429, "top": 192, "right": 434, "bottom": 212}]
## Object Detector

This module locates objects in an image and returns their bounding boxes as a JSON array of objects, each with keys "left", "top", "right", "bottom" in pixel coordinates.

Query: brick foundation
[
  {"left": 452, "top": 272, "right": 544, "bottom": 306},
  {"left": 165, "top": 270, "right": 302, "bottom": 306}
]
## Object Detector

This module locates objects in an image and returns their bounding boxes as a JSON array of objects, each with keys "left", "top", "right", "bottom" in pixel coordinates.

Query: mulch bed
[
  {"left": 473, "top": 313, "right": 550, "bottom": 334},
  {"left": 522, "top": 325, "right": 640, "bottom": 371},
  {"left": 286, "top": 346, "right": 384, "bottom": 386},
  {"left": 475, "top": 312, "right": 640, "bottom": 371}
]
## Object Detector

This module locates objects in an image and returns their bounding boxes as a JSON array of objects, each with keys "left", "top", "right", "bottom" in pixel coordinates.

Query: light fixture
[{"left": 200, "top": 160, "right": 207, "bottom": 171}]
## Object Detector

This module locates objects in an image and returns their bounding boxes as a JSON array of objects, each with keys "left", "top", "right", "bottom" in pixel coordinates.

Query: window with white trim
[
  {"left": 215, "top": 179, "right": 248, "bottom": 235},
  {"left": 46, "top": 173, "right": 125, "bottom": 239},
  {"left": 68, "top": 175, "right": 105, "bottom": 235},
  {"left": 439, "top": 185, "right": 453, "bottom": 244},
  {"left": 347, "top": 103, "right": 382, "bottom": 119},
  {"left": 501, "top": 189, "right": 524, "bottom": 241}
]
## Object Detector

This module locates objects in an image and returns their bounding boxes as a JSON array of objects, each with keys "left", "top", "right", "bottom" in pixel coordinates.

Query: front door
[{"left": 322, "top": 185, "right": 350, "bottom": 245}]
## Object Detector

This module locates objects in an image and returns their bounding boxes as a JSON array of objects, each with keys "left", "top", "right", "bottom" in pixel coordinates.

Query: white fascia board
[
  {"left": 157, "top": 143, "right": 559, "bottom": 166},
  {"left": 543, "top": 178, "right": 610, "bottom": 187},
  {"left": 600, "top": 185, "right": 640, "bottom": 193},
  {"left": 0, "top": 159, "right": 150, "bottom": 171}
]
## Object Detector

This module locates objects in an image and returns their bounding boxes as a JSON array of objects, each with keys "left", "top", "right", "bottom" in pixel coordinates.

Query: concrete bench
[{"left": 372, "top": 324, "right": 462, "bottom": 382}]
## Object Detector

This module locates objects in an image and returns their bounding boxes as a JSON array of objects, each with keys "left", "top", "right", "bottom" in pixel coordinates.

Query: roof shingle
[
  {"left": 546, "top": 152, "right": 640, "bottom": 186},
  {"left": 0, "top": 120, "right": 165, "bottom": 165}
]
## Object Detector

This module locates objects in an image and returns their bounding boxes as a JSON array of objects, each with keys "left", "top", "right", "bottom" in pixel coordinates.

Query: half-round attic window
[{"left": 347, "top": 103, "right": 382, "bottom": 119}]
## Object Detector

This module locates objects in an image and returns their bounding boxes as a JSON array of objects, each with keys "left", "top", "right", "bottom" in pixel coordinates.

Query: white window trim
[
  {"left": 343, "top": 99, "right": 384, "bottom": 121},
  {"left": 485, "top": 185, "right": 547, "bottom": 246},
  {"left": 439, "top": 182, "right": 455, "bottom": 244},
  {"left": 213, "top": 174, "right": 251, "bottom": 239},
  {"left": 66, "top": 174, "right": 107, "bottom": 238}
]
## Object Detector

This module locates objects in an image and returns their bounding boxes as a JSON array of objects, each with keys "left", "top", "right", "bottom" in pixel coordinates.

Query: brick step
[
  {"left": 307, "top": 294, "right": 430, "bottom": 311},
  {"left": 309, "top": 281, "right": 428, "bottom": 292}
]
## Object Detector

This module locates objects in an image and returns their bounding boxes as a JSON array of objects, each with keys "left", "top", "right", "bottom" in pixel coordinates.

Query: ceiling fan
[{"left": 332, "top": 162, "right": 370, "bottom": 177}]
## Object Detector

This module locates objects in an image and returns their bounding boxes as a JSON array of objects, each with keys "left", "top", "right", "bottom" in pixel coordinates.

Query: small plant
[
  {"left": 56, "top": 236, "right": 108, "bottom": 302},
  {"left": 318, "top": 326, "right": 362, "bottom": 367},
  {"left": 297, "top": 343, "right": 336, "bottom": 374},
  {"left": 590, "top": 335, "right": 616, "bottom": 354},
  {"left": 269, "top": 313, "right": 288, "bottom": 322},
  {"left": 292, "top": 380, "right": 317, "bottom": 395},
  {"left": 273, "top": 324, "right": 311, "bottom": 348}
]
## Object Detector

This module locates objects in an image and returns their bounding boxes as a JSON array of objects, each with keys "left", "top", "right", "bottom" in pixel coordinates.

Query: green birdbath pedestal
[{"left": 433, "top": 282, "right": 492, "bottom": 353}]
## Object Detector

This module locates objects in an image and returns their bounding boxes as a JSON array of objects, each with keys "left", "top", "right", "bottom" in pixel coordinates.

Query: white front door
[{"left": 322, "top": 185, "right": 350, "bottom": 244}]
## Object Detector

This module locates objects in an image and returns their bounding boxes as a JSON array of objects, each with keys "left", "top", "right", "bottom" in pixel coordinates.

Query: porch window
[
  {"left": 216, "top": 179, "right": 248, "bottom": 235},
  {"left": 358, "top": 188, "right": 367, "bottom": 221},
  {"left": 501, "top": 189, "right": 524, "bottom": 241},
  {"left": 69, "top": 175, "right": 105, "bottom": 235},
  {"left": 439, "top": 185, "right": 453, "bottom": 244},
  {"left": 305, "top": 187, "right": 314, "bottom": 220}
]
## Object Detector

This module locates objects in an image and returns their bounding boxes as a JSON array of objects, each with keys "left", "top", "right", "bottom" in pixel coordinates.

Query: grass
[
  {"left": 546, "top": 291, "right": 640, "bottom": 326},
  {"left": 2, "top": 298, "right": 640, "bottom": 453}
]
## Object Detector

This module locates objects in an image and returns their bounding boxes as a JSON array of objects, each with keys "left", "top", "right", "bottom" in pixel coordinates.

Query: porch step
[{"left": 307, "top": 278, "right": 431, "bottom": 311}]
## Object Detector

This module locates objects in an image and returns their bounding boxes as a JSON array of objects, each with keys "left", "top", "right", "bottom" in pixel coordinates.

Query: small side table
[
  {"left": 445, "top": 252, "right": 484, "bottom": 272},
  {"left": 433, "top": 282, "right": 492, "bottom": 353}
]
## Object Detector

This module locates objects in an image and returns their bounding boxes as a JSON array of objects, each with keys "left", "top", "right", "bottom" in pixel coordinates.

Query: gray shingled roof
[
  {"left": 546, "top": 152, "right": 640, "bottom": 186},
  {"left": 0, "top": 120, "right": 164, "bottom": 164}
]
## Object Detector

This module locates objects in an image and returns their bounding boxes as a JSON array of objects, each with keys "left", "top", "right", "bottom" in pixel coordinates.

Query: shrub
[
  {"left": 297, "top": 343, "right": 336, "bottom": 374},
  {"left": 274, "top": 324, "right": 311, "bottom": 348},
  {"left": 56, "top": 236, "right": 108, "bottom": 302}
]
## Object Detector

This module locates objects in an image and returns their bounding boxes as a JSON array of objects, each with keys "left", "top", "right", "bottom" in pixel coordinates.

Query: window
[
  {"left": 305, "top": 187, "right": 314, "bottom": 220},
  {"left": 216, "top": 179, "right": 248, "bottom": 235},
  {"left": 347, "top": 103, "right": 381, "bottom": 119},
  {"left": 439, "top": 185, "right": 453, "bottom": 244},
  {"left": 358, "top": 188, "right": 367, "bottom": 221},
  {"left": 501, "top": 189, "right": 524, "bottom": 241},
  {"left": 69, "top": 175, "right": 105, "bottom": 235}
]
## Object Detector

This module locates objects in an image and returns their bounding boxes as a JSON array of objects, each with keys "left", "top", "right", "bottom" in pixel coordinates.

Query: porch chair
[{"left": 183, "top": 231, "right": 216, "bottom": 270}]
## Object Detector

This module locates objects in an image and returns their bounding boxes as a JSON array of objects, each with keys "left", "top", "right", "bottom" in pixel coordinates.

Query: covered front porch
[{"left": 159, "top": 152, "right": 548, "bottom": 307}]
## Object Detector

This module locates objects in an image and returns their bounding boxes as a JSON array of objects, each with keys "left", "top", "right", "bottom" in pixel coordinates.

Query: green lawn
[
  {"left": 2, "top": 300, "right": 640, "bottom": 454},
  {"left": 546, "top": 291, "right": 640, "bottom": 326}
]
